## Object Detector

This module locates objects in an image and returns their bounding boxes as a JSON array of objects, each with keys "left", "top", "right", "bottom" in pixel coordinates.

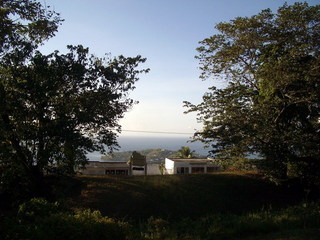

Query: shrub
[
  {"left": 18, "top": 198, "right": 61, "bottom": 221},
  {"left": 2, "top": 198, "right": 137, "bottom": 240},
  {"left": 143, "top": 216, "right": 172, "bottom": 240}
]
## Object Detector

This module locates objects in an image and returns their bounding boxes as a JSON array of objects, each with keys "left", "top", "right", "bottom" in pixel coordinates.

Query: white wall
[{"left": 165, "top": 158, "right": 174, "bottom": 174}]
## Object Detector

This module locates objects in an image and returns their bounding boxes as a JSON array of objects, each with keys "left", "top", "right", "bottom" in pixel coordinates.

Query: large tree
[
  {"left": 0, "top": 0, "right": 148, "bottom": 200},
  {"left": 185, "top": 3, "right": 320, "bottom": 185},
  {"left": 0, "top": 0, "right": 62, "bottom": 59}
]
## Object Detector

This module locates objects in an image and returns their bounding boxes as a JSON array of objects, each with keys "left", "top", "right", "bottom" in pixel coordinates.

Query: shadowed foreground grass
[
  {"left": 64, "top": 173, "right": 320, "bottom": 239},
  {"left": 2, "top": 173, "right": 319, "bottom": 240},
  {"left": 71, "top": 173, "right": 304, "bottom": 221}
]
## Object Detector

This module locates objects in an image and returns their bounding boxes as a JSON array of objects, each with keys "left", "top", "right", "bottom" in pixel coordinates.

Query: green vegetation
[
  {"left": 71, "top": 174, "right": 310, "bottom": 220},
  {"left": 1, "top": 198, "right": 135, "bottom": 240},
  {"left": 0, "top": 0, "right": 148, "bottom": 203},
  {"left": 185, "top": 2, "right": 320, "bottom": 186},
  {"left": 2, "top": 173, "right": 319, "bottom": 240},
  {"left": 176, "top": 146, "right": 195, "bottom": 158},
  {"left": 1, "top": 1, "right": 319, "bottom": 239}
]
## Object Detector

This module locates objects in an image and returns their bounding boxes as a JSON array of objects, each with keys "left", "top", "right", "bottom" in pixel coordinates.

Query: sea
[{"left": 86, "top": 135, "right": 210, "bottom": 162}]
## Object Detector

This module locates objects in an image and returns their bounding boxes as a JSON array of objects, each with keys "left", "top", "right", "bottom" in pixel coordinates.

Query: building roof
[
  {"left": 88, "top": 161, "right": 128, "bottom": 164},
  {"left": 166, "top": 158, "right": 215, "bottom": 163}
]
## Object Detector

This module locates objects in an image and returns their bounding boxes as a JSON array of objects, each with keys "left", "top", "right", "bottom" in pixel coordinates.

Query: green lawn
[
  {"left": 55, "top": 173, "right": 320, "bottom": 239},
  {"left": 71, "top": 173, "right": 304, "bottom": 221},
  {"left": 3, "top": 173, "right": 318, "bottom": 240}
]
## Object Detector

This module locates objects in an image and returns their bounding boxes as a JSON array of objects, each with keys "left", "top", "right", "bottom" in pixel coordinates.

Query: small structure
[
  {"left": 81, "top": 161, "right": 129, "bottom": 175},
  {"left": 128, "top": 151, "right": 147, "bottom": 175},
  {"left": 81, "top": 151, "right": 148, "bottom": 176},
  {"left": 165, "top": 158, "right": 221, "bottom": 174}
]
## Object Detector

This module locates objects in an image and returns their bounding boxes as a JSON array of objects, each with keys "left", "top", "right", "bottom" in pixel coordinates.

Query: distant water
[{"left": 87, "top": 135, "right": 210, "bottom": 161}]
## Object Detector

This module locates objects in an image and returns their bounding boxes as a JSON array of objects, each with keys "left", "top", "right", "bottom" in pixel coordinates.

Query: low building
[
  {"left": 81, "top": 151, "right": 148, "bottom": 176},
  {"left": 128, "top": 151, "right": 147, "bottom": 175},
  {"left": 165, "top": 158, "right": 221, "bottom": 174},
  {"left": 81, "top": 161, "right": 130, "bottom": 175}
]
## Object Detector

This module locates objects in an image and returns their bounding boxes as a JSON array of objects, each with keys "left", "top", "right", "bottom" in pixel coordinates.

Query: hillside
[
  {"left": 71, "top": 173, "right": 304, "bottom": 220},
  {"left": 3, "top": 173, "right": 319, "bottom": 240},
  {"left": 67, "top": 173, "right": 320, "bottom": 240},
  {"left": 101, "top": 148, "right": 206, "bottom": 162}
]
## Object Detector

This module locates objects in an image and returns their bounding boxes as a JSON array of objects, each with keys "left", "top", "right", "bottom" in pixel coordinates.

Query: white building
[{"left": 165, "top": 158, "right": 221, "bottom": 174}]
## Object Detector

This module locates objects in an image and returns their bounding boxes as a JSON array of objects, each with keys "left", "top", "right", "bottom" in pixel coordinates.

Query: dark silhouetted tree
[
  {"left": 185, "top": 3, "right": 320, "bottom": 185},
  {"left": 0, "top": 0, "right": 148, "bottom": 201}
]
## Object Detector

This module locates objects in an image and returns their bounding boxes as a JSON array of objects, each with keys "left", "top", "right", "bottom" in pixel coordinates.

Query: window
[
  {"left": 105, "top": 169, "right": 115, "bottom": 175},
  {"left": 177, "top": 167, "right": 189, "bottom": 174},
  {"left": 132, "top": 167, "right": 144, "bottom": 171},
  {"left": 191, "top": 167, "right": 205, "bottom": 174},
  {"left": 116, "top": 170, "right": 128, "bottom": 175},
  {"left": 106, "top": 169, "right": 128, "bottom": 175}
]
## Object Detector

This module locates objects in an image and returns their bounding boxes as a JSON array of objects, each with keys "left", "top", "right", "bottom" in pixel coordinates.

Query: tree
[
  {"left": 0, "top": 0, "right": 149, "bottom": 201},
  {"left": 184, "top": 3, "right": 320, "bottom": 185},
  {"left": 0, "top": 0, "right": 62, "bottom": 201},
  {"left": 176, "top": 146, "right": 195, "bottom": 158},
  {"left": 0, "top": 0, "right": 62, "bottom": 60},
  {"left": 1, "top": 46, "right": 148, "bottom": 174}
]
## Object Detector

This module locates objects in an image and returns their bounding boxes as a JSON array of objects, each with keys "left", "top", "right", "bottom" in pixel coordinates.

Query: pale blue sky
[{"left": 40, "top": 0, "right": 318, "bottom": 137}]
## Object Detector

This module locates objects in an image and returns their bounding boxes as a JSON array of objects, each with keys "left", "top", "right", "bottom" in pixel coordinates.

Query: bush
[
  {"left": 0, "top": 162, "right": 33, "bottom": 206},
  {"left": 18, "top": 198, "right": 61, "bottom": 221},
  {"left": 1, "top": 198, "right": 138, "bottom": 240},
  {"left": 143, "top": 216, "right": 171, "bottom": 240},
  {"left": 138, "top": 202, "right": 320, "bottom": 240}
]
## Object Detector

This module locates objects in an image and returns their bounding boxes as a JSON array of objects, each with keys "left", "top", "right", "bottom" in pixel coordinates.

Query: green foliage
[
  {"left": 176, "top": 146, "right": 195, "bottom": 158},
  {"left": 1, "top": 198, "right": 136, "bottom": 240},
  {"left": 72, "top": 174, "right": 305, "bottom": 221},
  {"left": 0, "top": 0, "right": 62, "bottom": 60},
  {"left": 17, "top": 198, "right": 61, "bottom": 221},
  {"left": 143, "top": 217, "right": 170, "bottom": 240},
  {"left": 0, "top": 0, "right": 149, "bottom": 203},
  {"left": 185, "top": 2, "right": 320, "bottom": 186},
  {"left": 1, "top": 46, "right": 148, "bottom": 173},
  {"left": 166, "top": 202, "right": 320, "bottom": 240},
  {"left": 0, "top": 162, "right": 33, "bottom": 205},
  {"left": 2, "top": 175, "right": 319, "bottom": 240},
  {"left": 216, "top": 157, "right": 260, "bottom": 171}
]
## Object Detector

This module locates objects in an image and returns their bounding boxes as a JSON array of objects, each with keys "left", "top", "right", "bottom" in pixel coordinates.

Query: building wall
[
  {"left": 165, "top": 158, "right": 175, "bottom": 174},
  {"left": 164, "top": 158, "right": 221, "bottom": 175},
  {"left": 81, "top": 167, "right": 106, "bottom": 175},
  {"left": 80, "top": 161, "right": 130, "bottom": 175},
  {"left": 147, "top": 163, "right": 162, "bottom": 175}
]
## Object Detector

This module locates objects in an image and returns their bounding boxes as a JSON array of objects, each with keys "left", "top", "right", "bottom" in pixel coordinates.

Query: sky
[{"left": 40, "top": 0, "right": 318, "bottom": 137}]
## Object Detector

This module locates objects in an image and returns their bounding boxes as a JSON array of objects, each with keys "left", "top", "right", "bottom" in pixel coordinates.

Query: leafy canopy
[
  {"left": 176, "top": 146, "right": 195, "bottom": 158},
  {"left": 185, "top": 2, "right": 320, "bottom": 184},
  {"left": 0, "top": 0, "right": 149, "bottom": 201}
]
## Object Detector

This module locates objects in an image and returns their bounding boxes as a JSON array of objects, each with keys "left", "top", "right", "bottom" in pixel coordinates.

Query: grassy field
[
  {"left": 65, "top": 173, "right": 320, "bottom": 239},
  {"left": 71, "top": 173, "right": 303, "bottom": 220},
  {"left": 3, "top": 173, "right": 318, "bottom": 240}
]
